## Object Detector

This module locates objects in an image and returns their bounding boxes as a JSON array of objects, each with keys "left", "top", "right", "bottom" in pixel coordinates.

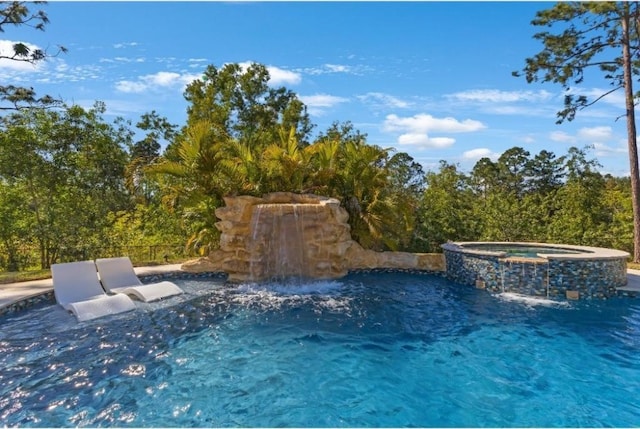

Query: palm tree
[
  {"left": 333, "top": 141, "right": 401, "bottom": 250},
  {"left": 146, "top": 120, "right": 227, "bottom": 254},
  {"left": 260, "top": 127, "right": 314, "bottom": 193}
]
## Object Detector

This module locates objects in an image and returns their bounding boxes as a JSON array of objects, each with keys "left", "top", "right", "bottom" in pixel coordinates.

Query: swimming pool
[{"left": 1, "top": 271, "right": 640, "bottom": 427}]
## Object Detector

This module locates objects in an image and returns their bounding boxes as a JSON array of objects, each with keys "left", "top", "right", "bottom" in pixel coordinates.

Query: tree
[
  {"left": 602, "top": 176, "right": 634, "bottom": 253},
  {"left": 548, "top": 168, "right": 610, "bottom": 246},
  {"left": 416, "top": 161, "right": 478, "bottom": 251},
  {"left": 526, "top": 149, "right": 565, "bottom": 195},
  {"left": 0, "top": 181, "right": 30, "bottom": 270},
  {"left": 127, "top": 111, "right": 177, "bottom": 203},
  {"left": 470, "top": 157, "right": 500, "bottom": 201},
  {"left": 495, "top": 146, "right": 531, "bottom": 196},
  {"left": 514, "top": 2, "right": 640, "bottom": 261},
  {"left": 0, "top": 103, "right": 131, "bottom": 268},
  {"left": 146, "top": 120, "right": 227, "bottom": 255},
  {"left": 182, "top": 63, "right": 313, "bottom": 149},
  {"left": 0, "top": 1, "right": 66, "bottom": 111}
]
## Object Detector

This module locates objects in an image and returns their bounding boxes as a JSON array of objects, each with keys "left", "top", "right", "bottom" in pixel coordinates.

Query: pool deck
[
  {"left": 619, "top": 268, "right": 640, "bottom": 292},
  {"left": 1, "top": 265, "right": 640, "bottom": 312}
]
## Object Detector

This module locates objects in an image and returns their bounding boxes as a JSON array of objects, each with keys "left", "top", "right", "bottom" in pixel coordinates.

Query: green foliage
[
  {"left": 515, "top": 2, "right": 634, "bottom": 122},
  {"left": 515, "top": 1, "right": 640, "bottom": 261},
  {"left": 155, "top": 65, "right": 429, "bottom": 252},
  {"left": 105, "top": 203, "right": 186, "bottom": 254},
  {"left": 414, "top": 145, "right": 632, "bottom": 254},
  {"left": 0, "top": 55, "right": 632, "bottom": 271},
  {"left": 146, "top": 120, "right": 227, "bottom": 255},
  {"left": 415, "top": 161, "right": 478, "bottom": 252},
  {"left": 0, "top": 103, "right": 133, "bottom": 268},
  {"left": 181, "top": 62, "right": 313, "bottom": 149},
  {"left": 0, "top": 181, "right": 30, "bottom": 270},
  {"left": 126, "top": 111, "right": 178, "bottom": 204}
]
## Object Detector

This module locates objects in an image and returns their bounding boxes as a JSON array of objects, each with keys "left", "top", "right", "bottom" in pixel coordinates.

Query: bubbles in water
[{"left": 497, "top": 292, "right": 571, "bottom": 308}]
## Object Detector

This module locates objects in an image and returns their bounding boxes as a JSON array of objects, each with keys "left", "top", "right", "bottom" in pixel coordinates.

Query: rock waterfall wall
[{"left": 182, "top": 192, "right": 444, "bottom": 281}]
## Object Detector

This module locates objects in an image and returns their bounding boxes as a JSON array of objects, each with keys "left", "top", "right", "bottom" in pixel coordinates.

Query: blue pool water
[
  {"left": 1, "top": 272, "right": 640, "bottom": 427},
  {"left": 462, "top": 244, "right": 584, "bottom": 258}
]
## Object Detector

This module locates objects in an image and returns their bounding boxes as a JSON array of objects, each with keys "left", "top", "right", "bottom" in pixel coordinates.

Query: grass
[{"left": 0, "top": 269, "right": 51, "bottom": 285}]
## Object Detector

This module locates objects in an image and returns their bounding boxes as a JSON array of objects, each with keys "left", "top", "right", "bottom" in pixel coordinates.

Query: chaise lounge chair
[
  {"left": 51, "top": 260, "right": 137, "bottom": 322},
  {"left": 95, "top": 257, "right": 183, "bottom": 302}
]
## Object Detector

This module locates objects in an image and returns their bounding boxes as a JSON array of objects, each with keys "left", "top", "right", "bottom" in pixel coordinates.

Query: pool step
[{"left": 617, "top": 270, "right": 640, "bottom": 295}]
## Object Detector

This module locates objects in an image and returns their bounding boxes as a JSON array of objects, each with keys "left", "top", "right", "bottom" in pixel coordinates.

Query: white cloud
[
  {"left": 593, "top": 142, "right": 627, "bottom": 156},
  {"left": 383, "top": 113, "right": 486, "bottom": 134},
  {"left": 446, "top": 89, "right": 553, "bottom": 103},
  {"left": 237, "top": 61, "right": 301, "bottom": 85},
  {"left": 0, "top": 40, "right": 44, "bottom": 72},
  {"left": 113, "top": 42, "right": 139, "bottom": 49},
  {"left": 462, "top": 148, "right": 500, "bottom": 161},
  {"left": 569, "top": 87, "right": 625, "bottom": 108},
  {"left": 383, "top": 113, "right": 485, "bottom": 150},
  {"left": 521, "top": 135, "right": 536, "bottom": 144},
  {"left": 148, "top": 71, "right": 182, "bottom": 86},
  {"left": 300, "top": 94, "right": 349, "bottom": 108},
  {"left": 188, "top": 58, "right": 209, "bottom": 68},
  {"left": 549, "top": 131, "right": 575, "bottom": 143},
  {"left": 100, "top": 56, "right": 145, "bottom": 64},
  {"left": 303, "top": 63, "right": 354, "bottom": 75},
  {"left": 115, "top": 71, "right": 201, "bottom": 93},
  {"left": 299, "top": 93, "right": 349, "bottom": 116},
  {"left": 577, "top": 126, "right": 613, "bottom": 141},
  {"left": 325, "top": 64, "right": 351, "bottom": 73},
  {"left": 397, "top": 133, "right": 455, "bottom": 148},
  {"left": 267, "top": 66, "right": 301, "bottom": 85},
  {"left": 298, "top": 63, "right": 371, "bottom": 76},
  {"left": 115, "top": 80, "right": 147, "bottom": 93},
  {"left": 358, "top": 92, "right": 411, "bottom": 109}
]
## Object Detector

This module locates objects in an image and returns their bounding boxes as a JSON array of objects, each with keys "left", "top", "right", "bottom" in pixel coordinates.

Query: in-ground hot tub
[{"left": 441, "top": 241, "right": 629, "bottom": 299}]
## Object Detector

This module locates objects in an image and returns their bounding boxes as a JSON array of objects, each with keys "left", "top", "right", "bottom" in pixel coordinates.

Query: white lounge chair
[
  {"left": 95, "top": 257, "right": 183, "bottom": 302},
  {"left": 51, "top": 260, "right": 137, "bottom": 322}
]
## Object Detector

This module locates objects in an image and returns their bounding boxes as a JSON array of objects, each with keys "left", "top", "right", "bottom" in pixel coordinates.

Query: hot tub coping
[{"left": 441, "top": 241, "right": 630, "bottom": 261}]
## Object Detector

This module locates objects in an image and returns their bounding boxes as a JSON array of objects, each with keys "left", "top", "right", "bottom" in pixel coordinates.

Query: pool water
[
  {"left": 463, "top": 244, "right": 584, "bottom": 258},
  {"left": 1, "top": 272, "right": 640, "bottom": 427}
]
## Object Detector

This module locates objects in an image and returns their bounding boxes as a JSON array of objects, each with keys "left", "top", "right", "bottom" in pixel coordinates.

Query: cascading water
[{"left": 248, "top": 203, "right": 312, "bottom": 282}]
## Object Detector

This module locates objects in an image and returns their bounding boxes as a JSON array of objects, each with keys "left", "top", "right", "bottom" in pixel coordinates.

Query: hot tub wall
[
  {"left": 443, "top": 245, "right": 629, "bottom": 299},
  {"left": 444, "top": 250, "right": 502, "bottom": 292},
  {"left": 547, "top": 258, "right": 627, "bottom": 299}
]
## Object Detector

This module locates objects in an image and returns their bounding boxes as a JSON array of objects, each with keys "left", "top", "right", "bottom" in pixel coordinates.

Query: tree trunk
[{"left": 621, "top": 7, "right": 640, "bottom": 262}]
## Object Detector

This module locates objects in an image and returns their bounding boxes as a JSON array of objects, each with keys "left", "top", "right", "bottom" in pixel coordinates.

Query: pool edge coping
[{"left": 442, "top": 241, "right": 630, "bottom": 260}]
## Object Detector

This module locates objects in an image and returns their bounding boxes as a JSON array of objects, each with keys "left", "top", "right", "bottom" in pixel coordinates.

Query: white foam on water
[
  {"left": 236, "top": 279, "right": 344, "bottom": 295},
  {"left": 228, "top": 279, "right": 352, "bottom": 312},
  {"left": 497, "top": 292, "right": 571, "bottom": 308}
]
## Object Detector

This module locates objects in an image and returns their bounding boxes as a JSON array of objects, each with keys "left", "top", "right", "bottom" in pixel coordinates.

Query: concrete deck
[{"left": 1, "top": 265, "right": 640, "bottom": 313}]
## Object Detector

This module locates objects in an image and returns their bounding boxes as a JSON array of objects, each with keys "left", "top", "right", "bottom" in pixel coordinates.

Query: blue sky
[{"left": 5, "top": 1, "right": 633, "bottom": 176}]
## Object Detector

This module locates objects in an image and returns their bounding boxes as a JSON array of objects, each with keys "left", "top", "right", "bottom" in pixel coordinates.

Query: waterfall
[{"left": 248, "top": 203, "right": 310, "bottom": 282}]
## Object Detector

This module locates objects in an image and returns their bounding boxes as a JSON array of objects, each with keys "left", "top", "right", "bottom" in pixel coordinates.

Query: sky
[{"left": 4, "top": 1, "right": 634, "bottom": 176}]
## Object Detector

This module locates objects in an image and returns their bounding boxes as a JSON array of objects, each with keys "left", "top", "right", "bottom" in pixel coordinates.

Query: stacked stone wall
[
  {"left": 182, "top": 192, "right": 445, "bottom": 282},
  {"left": 443, "top": 245, "right": 628, "bottom": 300}
]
